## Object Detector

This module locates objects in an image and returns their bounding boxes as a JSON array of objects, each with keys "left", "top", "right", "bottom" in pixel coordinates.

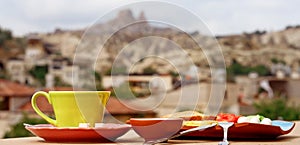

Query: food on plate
[
  {"left": 237, "top": 115, "right": 272, "bottom": 125},
  {"left": 216, "top": 113, "right": 240, "bottom": 123},
  {"left": 160, "top": 111, "right": 273, "bottom": 126},
  {"left": 183, "top": 120, "right": 218, "bottom": 127},
  {"left": 161, "top": 111, "right": 216, "bottom": 121},
  {"left": 260, "top": 118, "right": 272, "bottom": 125}
]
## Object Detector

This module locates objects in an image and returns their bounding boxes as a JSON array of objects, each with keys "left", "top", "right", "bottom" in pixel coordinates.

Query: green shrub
[
  {"left": 226, "top": 61, "right": 270, "bottom": 78},
  {"left": 4, "top": 114, "right": 48, "bottom": 138},
  {"left": 143, "top": 66, "right": 158, "bottom": 75},
  {"left": 105, "top": 67, "right": 127, "bottom": 75},
  {"left": 254, "top": 98, "right": 300, "bottom": 121},
  {"left": 112, "top": 83, "right": 136, "bottom": 100},
  {"left": 54, "top": 76, "right": 71, "bottom": 87},
  {"left": 94, "top": 71, "right": 104, "bottom": 91},
  {"left": 29, "top": 65, "right": 48, "bottom": 86}
]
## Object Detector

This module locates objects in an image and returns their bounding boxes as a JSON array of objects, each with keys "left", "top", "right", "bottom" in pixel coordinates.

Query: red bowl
[{"left": 130, "top": 118, "right": 183, "bottom": 141}]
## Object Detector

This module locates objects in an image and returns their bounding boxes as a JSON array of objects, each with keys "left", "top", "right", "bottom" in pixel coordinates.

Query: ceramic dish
[
  {"left": 25, "top": 123, "right": 131, "bottom": 142},
  {"left": 130, "top": 118, "right": 183, "bottom": 141},
  {"left": 180, "top": 120, "right": 295, "bottom": 139}
]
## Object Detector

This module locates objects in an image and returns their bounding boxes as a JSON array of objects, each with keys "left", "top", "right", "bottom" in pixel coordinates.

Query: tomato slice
[{"left": 216, "top": 113, "right": 240, "bottom": 123}]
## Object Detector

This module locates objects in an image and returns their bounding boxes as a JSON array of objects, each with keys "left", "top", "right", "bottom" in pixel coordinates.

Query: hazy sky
[{"left": 0, "top": 0, "right": 299, "bottom": 36}]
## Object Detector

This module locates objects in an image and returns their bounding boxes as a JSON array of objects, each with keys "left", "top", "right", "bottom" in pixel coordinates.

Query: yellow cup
[{"left": 31, "top": 91, "right": 110, "bottom": 127}]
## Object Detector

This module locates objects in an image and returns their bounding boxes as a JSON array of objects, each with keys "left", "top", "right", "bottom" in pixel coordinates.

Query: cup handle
[{"left": 31, "top": 91, "right": 57, "bottom": 126}]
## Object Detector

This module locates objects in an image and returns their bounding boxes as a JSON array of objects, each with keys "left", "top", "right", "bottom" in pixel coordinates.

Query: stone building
[
  {"left": 6, "top": 35, "right": 78, "bottom": 87},
  {"left": 24, "top": 36, "right": 47, "bottom": 69},
  {"left": 46, "top": 56, "right": 79, "bottom": 87},
  {"left": 6, "top": 58, "right": 26, "bottom": 84}
]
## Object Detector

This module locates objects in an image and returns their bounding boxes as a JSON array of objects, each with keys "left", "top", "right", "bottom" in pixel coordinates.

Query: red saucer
[{"left": 25, "top": 123, "right": 131, "bottom": 142}]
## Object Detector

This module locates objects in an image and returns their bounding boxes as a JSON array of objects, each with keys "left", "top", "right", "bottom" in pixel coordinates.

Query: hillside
[
  {"left": 0, "top": 27, "right": 26, "bottom": 61},
  {"left": 3, "top": 9, "right": 300, "bottom": 75},
  {"left": 219, "top": 26, "right": 300, "bottom": 69}
]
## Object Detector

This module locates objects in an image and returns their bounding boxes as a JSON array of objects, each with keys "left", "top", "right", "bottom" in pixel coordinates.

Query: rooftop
[{"left": 0, "top": 79, "right": 35, "bottom": 97}]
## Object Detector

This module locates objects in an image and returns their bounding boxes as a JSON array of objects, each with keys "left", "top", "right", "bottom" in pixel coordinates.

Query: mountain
[
  {"left": 23, "top": 10, "right": 300, "bottom": 75},
  {"left": 218, "top": 26, "right": 300, "bottom": 69}
]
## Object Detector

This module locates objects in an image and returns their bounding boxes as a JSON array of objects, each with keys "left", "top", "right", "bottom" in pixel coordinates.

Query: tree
[
  {"left": 143, "top": 66, "right": 158, "bottom": 75},
  {"left": 254, "top": 98, "right": 300, "bottom": 121},
  {"left": 271, "top": 58, "right": 285, "bottom": 64},
  {"left": 0, "top": 27, "right": 12, "bottom": 46},
  {"left": 54, "top": 76, "right": 71, "bottom": 87},
  {"left": 252, "top": 65, "right": 269, "bottom": 76},
  {"left": 226, "top": 61, "right": 270, "bottom": 79},
  {"left": 105, "top": 67, "right": 127, "bottom": 75},
  {"left": 112, "top": 82, "right": 137, "bottom": 99},
  {"left": 4, "top": 113, "right": 48, "bottom": 138},
  {"left": 29, "top": 65, "right": 48, "bottom": 86},
  {"left": 94, "top": 71, "right": 104, "bottom": 90}
]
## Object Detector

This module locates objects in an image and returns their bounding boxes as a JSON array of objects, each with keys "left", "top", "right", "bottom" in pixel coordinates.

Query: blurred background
[{"left": 0, "top": 0, "right": 300, "bottom": 138}]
